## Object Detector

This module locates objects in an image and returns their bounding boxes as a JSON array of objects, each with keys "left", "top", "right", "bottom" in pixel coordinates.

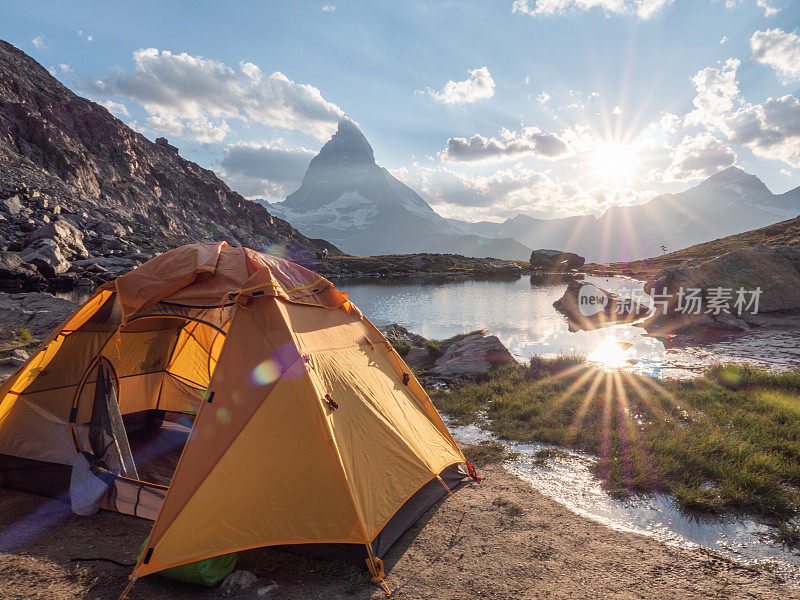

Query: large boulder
[
  {"left": 554, "top": 280, "right": 649, "bottom": 331},
  {"left": 530, "top": 249, "right": 585, "bottom": 272},
  {"left": 93, "top": 220, "right": 126, "bottom": 237},
  {"left": 27, "top": 219, "right": 89, "bottom": 260},
  {"left": 0, "top": 195, "right": 23, "bottom": 216},
  {"left": 429, "top": 331, "right": 516, "bottom": 378},
  {"left": 0, "top": 251, "right": 40, "bottom": 285},
  {"left": 18, "top": 239, "right": 71, "bottom": 276},
  {"left": 643, "top": 245, "right": 800, "bottom": 338}
]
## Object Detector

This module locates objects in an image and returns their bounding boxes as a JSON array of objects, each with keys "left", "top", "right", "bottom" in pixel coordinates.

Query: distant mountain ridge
[
  {"left": 269, "top": 120, "right": 532, "bottom": 260},
  {"left": 450, "top": 167, "right": 800, "bottom": 262}
]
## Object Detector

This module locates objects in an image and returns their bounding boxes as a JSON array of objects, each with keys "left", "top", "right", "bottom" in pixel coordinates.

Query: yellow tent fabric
[{"left": 0, "top": 242, "right": 468, "bottom": 583}]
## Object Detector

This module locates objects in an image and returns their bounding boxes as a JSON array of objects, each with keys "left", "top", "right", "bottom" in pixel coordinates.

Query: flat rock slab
[{"left": 0, "top": 292, "right": 78, "bottom": 341}]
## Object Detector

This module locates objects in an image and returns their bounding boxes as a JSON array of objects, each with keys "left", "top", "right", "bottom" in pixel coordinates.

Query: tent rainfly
[{"left": 0, "top": 242, "right": 476, "bottom": 597}]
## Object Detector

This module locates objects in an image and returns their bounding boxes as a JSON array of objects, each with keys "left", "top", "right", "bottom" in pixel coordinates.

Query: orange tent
[{"left": 0, "top": 242, "right": 471, "bottom": 592}]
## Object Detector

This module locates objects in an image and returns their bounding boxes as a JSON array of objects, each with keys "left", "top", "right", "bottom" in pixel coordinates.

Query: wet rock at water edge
[
  {"left": 429, "top": 331, "right": 516, "bottom": 379},
  {"left": 554, "top": 280, "right": 649, "bottom": 332}
]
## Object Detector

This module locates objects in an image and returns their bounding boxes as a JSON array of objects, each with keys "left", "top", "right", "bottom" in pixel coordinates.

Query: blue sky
[{"left": 2, "top": 0, "right": 799, "bottom": 221}]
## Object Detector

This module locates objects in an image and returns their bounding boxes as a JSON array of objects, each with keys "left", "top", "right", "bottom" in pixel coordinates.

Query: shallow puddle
[{"left": 447, "top": 421, "right": 800, "bottom": 585}]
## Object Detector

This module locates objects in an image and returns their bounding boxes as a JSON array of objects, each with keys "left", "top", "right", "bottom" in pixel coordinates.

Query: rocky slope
[
  {"left": 453, "top": 167, "right": 800, "bottom": 263},
  {"left": 0, "top": 40, "right": 338, "bottom": 290},
  {"left": 641, "top": 245, "right": 800, "bottom": 341},
  {"left": 268, "top": 120, "right": 531, "bottom": 260}
]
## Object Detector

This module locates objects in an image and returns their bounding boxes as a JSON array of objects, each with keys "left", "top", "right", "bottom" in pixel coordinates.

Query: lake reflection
[{"left": 338, "top": 275, "right": 800, "bottom": 377}]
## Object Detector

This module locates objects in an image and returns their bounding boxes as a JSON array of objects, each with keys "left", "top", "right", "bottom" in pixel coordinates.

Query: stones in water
[{"left": 530, "top": 249, "right": 585, "bottom": 272}]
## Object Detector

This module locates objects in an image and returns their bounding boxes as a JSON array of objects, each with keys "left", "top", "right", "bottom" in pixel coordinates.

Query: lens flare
[
  {"left": 216, "top": 407, "right": 231, "bottom": 423},
  {"left": 251, "top": 359, "right": 280, "bottom": 386},
  {"left": 587, "top": 338, "right": 635, "bottom": 370}
]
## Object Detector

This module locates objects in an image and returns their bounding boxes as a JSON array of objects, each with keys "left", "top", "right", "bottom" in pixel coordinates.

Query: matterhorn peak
[{"left": 312, "top": 118, "right": 375, "bottom": 167}]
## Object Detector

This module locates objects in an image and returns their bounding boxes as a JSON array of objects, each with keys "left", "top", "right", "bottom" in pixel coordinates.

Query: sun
[
  {"left": 591, "top": 141, "right": 640, "bottom": 183},
  {"left": 587, "top": 338, "right": 635, "bottom": 370}
]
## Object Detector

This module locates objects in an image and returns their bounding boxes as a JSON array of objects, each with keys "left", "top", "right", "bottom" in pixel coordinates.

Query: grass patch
[
  {"left": 776, "top": 522, "right": 800, "bottom": 549},
  {"left": 431, "top": 357, "right": 800, "bottom": 523},
  {"left": 462, "top": 440, "right": 518, "bottom": 466},
  {"left": 391, "top": 341, "right": 411, "bottom": 357},
  {"left": 424, "top": 339, "right": 441, "bottom": 357},
  {"left": 532, "top": 448, "right": 571, "bottom": 466},
  {"left": 528, "top": 352, "right": 584, "bottom": 380},
  {"left": 14, "top": 327, "right": 32, "bottom": 342}
]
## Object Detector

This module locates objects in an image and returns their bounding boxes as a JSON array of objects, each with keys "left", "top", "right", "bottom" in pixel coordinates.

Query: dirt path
[{"left": 0, "top": 460, "right": 796, "bottom": 600}]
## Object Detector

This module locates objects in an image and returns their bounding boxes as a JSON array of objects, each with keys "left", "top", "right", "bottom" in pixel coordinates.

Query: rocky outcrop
[
  {"left": 530, "top": 249, "right": 585, "bottom": 272},
  {"left": 378, "top": 323, "right": 427, "bottom": 347},
  {"left": 380, "top": 323, "right": 517, "bottom": 380},
  {"left": 642, "top": 245, "right": 800, "bottom": 340},
  {"left": 429, "top": 332, "right": 516, "bottom": 378},
  {"left": 554, "top": 280, "right": 649, "bottom": 332},
  {"left": 0, "top": 40, "right": 339, "bottom": 291}
]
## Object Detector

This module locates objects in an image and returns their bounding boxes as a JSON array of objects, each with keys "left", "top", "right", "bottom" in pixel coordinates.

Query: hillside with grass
[
  {"left": 587, "top": 214, "right": 800, "bottom": 278},
  {"left": 431, "top": 358, "right": 800, "bottom": 543}
]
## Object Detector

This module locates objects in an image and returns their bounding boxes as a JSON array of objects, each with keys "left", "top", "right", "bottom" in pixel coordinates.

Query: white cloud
[
  {"left": 612, "top": 105, "right": 623, "bottom": 116},
  {"left": 31, "top": 36, "right": 46, "bottom": 50},
  {"left": 395, "top": 163, "right": 655, "bottom": 220},
  {"left": 99, "top": 100, "right": 130, "bottom": 118},
  {"left": 441, "top": 126, "right": 570, "bottom": 162},
  {"left": 780, "top": 168, "right": 792, "bottom": 176},
  {"left": 512, "top": 0, "right": 674, "bottom": 19},
  {"left": 756, "top": 0, "right": 779, "bottom": 17},
  {"left": 219, "top": 143, "right": 315, "bottom": 199},
  {"left": 725, "top": 95, "right": 800, "bottom": 166},
  {"left": 145, "top": 114, "right": 230, "bottom": 144},
  {"left": 720, "top": 36, "right": 729, "bottom": 45},
  {"left": 750, "top": 28, "right": 800, "bottom": 82},
  {"left": 78, "top": 30, "right": 93, "bottom": 42},
  {"left": 683, "top": 58, "right": 800, "bottom": 167},
  {"left": 428, "top": 67, "right": 495, "bottom": 104},
  {"left": 322, "top": 5, "right": 336, "bottom": 11},
  {"left": 684, "top": 58, "right": 741, "bottom": 130},
  {"left": 663, "top": 133, "right": 736, "bottom": 181},
  {"left": 523, "top": 75, "right": 531, "bottom": 85},
  {"left": 537, "top": 91, "right": 551, "bottom": 104},
  {"left": 69, "top": 48, "right": 345, "bottom": 142}
]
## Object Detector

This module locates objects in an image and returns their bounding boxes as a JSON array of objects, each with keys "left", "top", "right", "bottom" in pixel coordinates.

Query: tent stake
[{"left": 116, "top": 574, "right": 138, "bottom": 600}]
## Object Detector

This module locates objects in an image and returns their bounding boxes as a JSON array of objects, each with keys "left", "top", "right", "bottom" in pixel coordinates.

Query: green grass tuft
[
  {"left": 391, "top": 341, "right": 411, "bottom": 357},
  {"left": 14, "top": 327, "right": 32, "bottom": 342}
]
